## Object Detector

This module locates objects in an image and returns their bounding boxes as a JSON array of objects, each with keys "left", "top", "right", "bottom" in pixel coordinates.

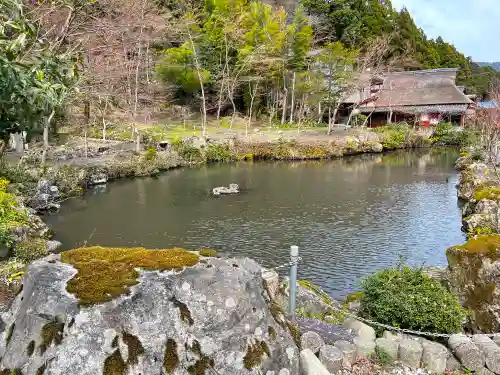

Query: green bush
[
  {"left": 14, "top": 238, "right": 48, "bottom": 263},
  {"left": 373, "top": 124, "right": 409, "bottom": 149},
  {"left": 359, "top": 265, "right": 467, "bottom": 334},
  {"left": 431, "top": 122, "right": 478, "bottom": 147},
  {"left": 144, "top": 147, "right": 157, "bottom": 161},
  {"left": 205, "top": 144, "right": 234, "bottom": 163},
  {"left": 171, "top": 139, "right": 202, "bottom": 163},
  {"left": 0, "top": 179, "right": 28, "bottom": 246}
]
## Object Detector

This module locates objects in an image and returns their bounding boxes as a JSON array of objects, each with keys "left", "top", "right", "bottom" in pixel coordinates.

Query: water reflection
[{"left": 44, "top": 149, "right": 464, "bottom": 299}]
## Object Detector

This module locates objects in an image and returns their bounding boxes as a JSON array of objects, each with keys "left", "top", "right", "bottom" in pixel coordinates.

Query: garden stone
[
  {"left": 36, "top": 179, "right": 51, "bottom": 194},
  {"left": 46, "top": 240, "right": 62, "bottom": 253},
  {"left": 448, "top": 334, "right": 485, "bottom": 371},
  {"left": 446, "top": 354, "right": 461, "bottom": 372},
  {"left": 300, "top": 349, "right": 330, "bottom": 375},
  {"left": 319, "top": 345, "right": 343, "bottom": 374},
  {"left": 398, "top": 338, "right": 423, "bottom": 368},
  {"left": 353, "top": 336, "right": 376, "bottom": 358},
  {"left": 334, "top": 340, "right": 356, "bottom": 368},
  {"left": 493, "top": 334, "right": 500, "bottom": 346},
  {"left": 472, "top": 334, "right": 500, "bottom": 374},
  {"left": 421, "top": 340, "right": 448, "bottom": 374},
  {"left": 375, "top": 338, "right": 399, "bottom": 362},
  {"left": 476, "top": 368, "right": 496, "bottom": 375},
  {"left": 383, "top": 331, "right": 403, "bottom": 342},
  {"left": 0, "top": 255, "right": 300, "bottom": 374},
  {"left": 343, "top": 318, "right": 375, "bottom": 341},
  {"left": 300, "top": 331, "right": 324, "bottom": 354},
  {"left": 292, "top": 317, "right": 355, "bottom": 344},
  {"left": 262, "top": 268, "right": 280, "bottom": 300}
]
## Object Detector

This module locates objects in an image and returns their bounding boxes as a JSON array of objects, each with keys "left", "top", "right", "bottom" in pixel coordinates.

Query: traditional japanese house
[{"left": 349, "top": 68, "right": 475, "bottom": 127}]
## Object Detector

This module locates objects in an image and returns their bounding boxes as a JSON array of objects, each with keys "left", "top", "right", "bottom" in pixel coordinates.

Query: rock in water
[{"left": 0, "top": 253, "right": 300, "bottom": 374}]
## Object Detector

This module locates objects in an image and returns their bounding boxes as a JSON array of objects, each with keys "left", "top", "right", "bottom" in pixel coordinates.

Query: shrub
[
  {"left": 204, "top": 144, "right": 233, "bottom": 163},
  {"left": 359, "top": 266, "right": 467, "bottom": 334},
  {"left": 0, "top": 179, "right": 28, "bottom": 246},
  {"left": 144, "top": 147, "right": 157, "bottom": 161},
  {"left": 170, "top": 139, "right": 203, "bottom": 163},
  {"left": 431, "top": 122, "right": 479, "bottom": 147},
  {"left": 373, "top": 124, "right": 408, "bottom": 149},
  {"left": 14, "top": 238, "right": 48, "bottom": 263}
]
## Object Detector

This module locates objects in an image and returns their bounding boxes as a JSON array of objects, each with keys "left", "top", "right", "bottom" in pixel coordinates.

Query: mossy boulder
[
  {"left": 447, "top": 235, "right": 500, "bottom": 332},
  {"left": 457, "top": 163, "right": 492, "bottom": 201},
  {"left": 0, "top": 251, "right": 300, "bottom": 374}
]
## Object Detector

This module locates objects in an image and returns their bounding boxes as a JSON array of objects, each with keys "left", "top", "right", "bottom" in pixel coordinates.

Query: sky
[{"left": 390, "top": 0, "right": 500, "bottom": 62}]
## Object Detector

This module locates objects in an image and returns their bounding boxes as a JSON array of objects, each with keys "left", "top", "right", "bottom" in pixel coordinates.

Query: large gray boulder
[
  {"left": 0, "top": 254, "right": 300, "bottom": 375},
  {"left": 457, "top": 162, "right": 491, "bottom": 201},
  {"left": 448, "top": 334, "right": 485, "bottom": 371}
]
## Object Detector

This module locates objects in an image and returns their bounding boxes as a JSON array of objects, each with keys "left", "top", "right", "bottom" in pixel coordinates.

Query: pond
[{"left": 44, "top": 148, "right": 465, "bottom": 300}]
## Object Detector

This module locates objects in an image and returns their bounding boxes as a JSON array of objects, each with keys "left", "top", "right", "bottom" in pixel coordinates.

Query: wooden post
[{"left": 460, "top": 113, "right": 465, "bottom": 128}]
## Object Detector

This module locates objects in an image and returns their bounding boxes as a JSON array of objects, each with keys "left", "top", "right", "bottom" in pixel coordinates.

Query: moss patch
[
  {"left": 199, "top": 249, "right": 217, "bottom": 257},
  {"left": 448, "top": 235, "right": 500, "bottom": 260},
  {"left": 243, "top": 341, "right": 270, "bottom": 370},
  {"left": 26, "top": 340, "right": 35, "bottom": 356},
  {"left": 35, "top": 364, "right": 46, "bottom": 375},
  {"left": 163, "top": 338, "right": 179, "bottom": 374},
  {"left": 474, "top": 187, "right": 500, "bottom": 201},
  {"left": 111, "top": 335, "right": 119, "bottom": 348},
  {"left": 61, "top": 246, "right": 199, "bottom": 305},
  {"left": 39, "top": 319, "right": 64, "bottom": 354},
  {"left": 298, "top": 280, "right": 332, "bottom": 305},
  {"left": 5, "top": 323, "right": 14, "bottom": 346},
  {"left": 103, "top": 349, "right": 126, "bottom": 375},
  {"left": 268, "top": 326, "right": 276, "bottom": 340},
  {"left": 122, "top": 332, "right": 144, "bottom": 365},
  {"left": 345, "top": 291, "right": 363, "bottom": 303},
  {"left": 187, "top": 355, "right": 215, "bottom": 375},
  {"left": 170, "top": 296, "right": 194, "bottom": 325}
]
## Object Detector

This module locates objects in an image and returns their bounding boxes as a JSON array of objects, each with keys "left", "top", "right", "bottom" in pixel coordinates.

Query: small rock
[
  {"left": 90, "top": 173, "right": 107, "bottom": 185},
  {"left": 300, "top": 349, "right": 330, "bottom": 375},
  {"left": 446, "top": 354, "right": 461, "bottom": 372},
  {"left": 300, "top": 331, "right": 324, "bottom": 354},
  {"left": 398, "top": 339, "right": 423, "bottom": 369},
  {"left": 376, "top": 337, "right": 399, "bottom": 362},
  {"left": 319, "top": 345, "right": 343, "bottom": 374},
  {"left": 448, "top": 334, "right": 485, "bottom": 371},
  {"left": 472, "top": 334, "right": 500, "bottom": 374},
  {"left": 334, "top": 340, "right": 356, "bottom": 368},
  {"left": 343, "top": 318, "right": 375, "bottom": 341},
  {"left": 353, "top": 336, "right": 376, "bottom": 359},
  {"left": 475, "top": 368, "right": 496, "bottom": 375},
  {"left": 421, "top": 340, "right": 447, "bottom": 374},
  {"left": 262, "top": 269, "right": 279, "bottom": 300},
  {"left": 46, "top": 240, "right": 62, "bottom": 253}
]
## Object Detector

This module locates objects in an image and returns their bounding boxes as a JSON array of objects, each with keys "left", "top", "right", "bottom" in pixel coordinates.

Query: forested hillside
[
  {"left": 478, "top": 62, "right": 500, "bottom": 72},
  {"left": 301, "top": 0, "right": 499, "bottom": 98},
  {"left": 1, "top": 0, "right": 499, "bottom": 150}
]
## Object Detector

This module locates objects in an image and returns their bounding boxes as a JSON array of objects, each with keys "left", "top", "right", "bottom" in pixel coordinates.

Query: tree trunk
[
  {"left": 281, "top": 72, "right": 287, "bottom": 125},
  {"left": 247, "top": 81, "right": 259, "bottom": 138},
  {"left": 41, "top": 110, "right": 55, "bottom": 165},
  {"left": 136, "top": 131, "right": 141, "bottom": 153},
  {"left": 0, "top": 139, "right": 7, "bottom": 157},
  {"left": 102, "top": 118, "right": 107, "bottom": 141},
  {"left": 188, "top": 30, "right": 207, "bottom": 142},
  {"left": 289, "top": 71, "right": 296, "bottom": 125}
]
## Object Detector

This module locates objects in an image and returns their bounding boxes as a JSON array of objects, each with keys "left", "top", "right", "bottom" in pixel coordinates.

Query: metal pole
[{"left": 289, "top": 245, "right": 299, "bottom": 316}]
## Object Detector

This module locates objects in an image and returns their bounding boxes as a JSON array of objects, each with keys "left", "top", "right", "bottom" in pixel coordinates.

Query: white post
[{"left": 289, "top": 245, "right": 299, "bottom": 316}]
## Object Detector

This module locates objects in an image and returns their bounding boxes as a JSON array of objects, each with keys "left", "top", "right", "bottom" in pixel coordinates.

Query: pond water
[{"left": 44, "top": 148, "right": 465, "bottom": 300}]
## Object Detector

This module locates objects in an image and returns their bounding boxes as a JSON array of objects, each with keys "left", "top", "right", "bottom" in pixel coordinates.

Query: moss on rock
[
  {"left": 474, "top": 187, "right": 500, "bottom": 201},
  {"left": 170, "top": 296, "right": 194, "bottom": 325},
  {"left": 103, "top": 349, "right": 126, "bottom": 375},
  {"left": 198, "top": 249, "right": 217, "bottom": 257},
  {"left": 122, "top": 332, "right": 144, "bottom": 365},
  {"left": 26, "top": 340, "right": 35, "bottom": 356},
  {"left": 448, "top": 234, "right": 500, "bottom": 261},
  {"left": 39, "top": 318, "right": 64, "bottom": 354},
  {"left": 163, "top": 338, "right": 179, "bottom": 374},
  {"left": 61, "top": 246, "right": 199, "bottom": 305},
  {"left": 243, "top": 341, "right": 270, "bottom": 370}
]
